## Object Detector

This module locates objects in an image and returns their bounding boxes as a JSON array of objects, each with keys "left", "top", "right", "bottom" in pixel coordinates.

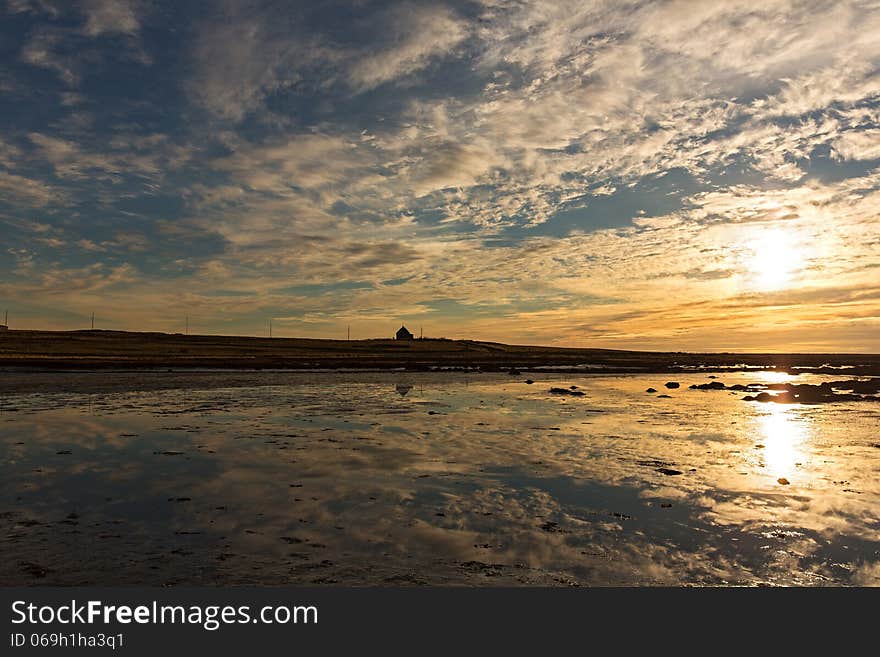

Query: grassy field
[{"left": 1, "top": 329, "right": 879, "bottom": 373}]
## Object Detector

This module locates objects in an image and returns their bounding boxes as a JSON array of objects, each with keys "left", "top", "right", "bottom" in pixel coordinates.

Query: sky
[{"left": 1, "top": 0, "right": 879, "bottom": 351}]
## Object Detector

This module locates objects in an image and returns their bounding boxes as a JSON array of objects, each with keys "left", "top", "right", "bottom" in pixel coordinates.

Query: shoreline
[{"left": 1, "top": 329, "right": 879, "bottom": 374}]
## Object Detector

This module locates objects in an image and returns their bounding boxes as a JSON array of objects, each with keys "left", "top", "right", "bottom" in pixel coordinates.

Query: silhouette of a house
[
  {"left": 0, "top": 325, "right": 7, "bottom": 331},
  {"left": 396, "top": 325, "right": 414, "bottom": 340}
]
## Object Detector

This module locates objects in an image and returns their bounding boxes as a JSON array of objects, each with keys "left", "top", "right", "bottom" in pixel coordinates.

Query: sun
[{"left": 747, "top": 229, "right": 801, "bottom": 291}]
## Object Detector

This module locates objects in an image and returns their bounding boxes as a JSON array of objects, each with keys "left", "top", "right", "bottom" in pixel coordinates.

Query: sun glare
[
  {"left": 747, "top": 229, "right": 801, "bottom": 291},
  {"left": 757, "top": 406, "right": 810, "bottom": 480}
]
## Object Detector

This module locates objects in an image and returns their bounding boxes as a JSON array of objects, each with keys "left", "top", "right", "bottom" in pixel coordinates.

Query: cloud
[
  {"left": 407, "top": 140, "right": 502, "bottom": 197},
  {"left": 5, "top": 0, "right": 63, "bottom": 17},
  {"left": 26, "top": 131, "right": 191, "bottom": 184},
  {"left": 0, "top": 170, "right": 63, "bottom": 206},
  {"left": 346, "top": 3, "right": 469, "bottom": 92},
  {"left": 20, "top": 29, "right": 80, "bottom": 85},
  {"left": 832, "top": 129, "right": 880, "bottom": 161},
  {"left": 344, "top": 241, "right": 423, "bottom": 268},
  {"left": 15, "top": 0, "right": 148, "bottom": 86},
  {"left": 8, "top": 0, "right": 143, "bottom": 34},
  {"left": 212, "top": 133, "right": 366, "bottom": 192},
  {"left": 189, "top": 2, "right": 469, "bottom": 121},
  {"left": 188, "top": 3, "right": 336, "bottom": 121},
  {"left": 80, "top": 0, "right": 141, "bottom": 36},
  {"left": 396, "top": 0, "right": 880, "bottom": 227}
]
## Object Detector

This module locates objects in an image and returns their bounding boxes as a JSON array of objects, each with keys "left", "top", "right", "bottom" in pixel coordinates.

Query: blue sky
[{"left": 1, "top": 0, "right": 879, "bottom": 350}]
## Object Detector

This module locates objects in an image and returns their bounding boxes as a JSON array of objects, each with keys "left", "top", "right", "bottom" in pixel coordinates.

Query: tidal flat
[{"left": 1, "top": 370, "right": 878, "bottom": 586}]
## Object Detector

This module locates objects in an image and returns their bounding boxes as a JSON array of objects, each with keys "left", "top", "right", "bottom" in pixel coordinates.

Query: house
[
  {"left": 0, "top": 325, "right": 7, "bottom": 331},
  {"left": 395, "top": 325, "right": 414, "bottom": 340}
]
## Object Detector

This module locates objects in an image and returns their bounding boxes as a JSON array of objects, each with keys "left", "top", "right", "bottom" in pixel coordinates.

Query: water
[{"left": 1, "top": 371, "right": 878, "bottom": 586}]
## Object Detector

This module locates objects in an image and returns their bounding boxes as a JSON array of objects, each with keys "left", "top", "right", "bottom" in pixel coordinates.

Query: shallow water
[{"left": 1, "top": 371, "right": 878, "bottom": 586}]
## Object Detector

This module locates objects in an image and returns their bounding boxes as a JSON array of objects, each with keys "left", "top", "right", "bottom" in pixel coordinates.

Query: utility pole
[
  {"left": 420, "top": 326, "right": 423, "bottom": 340},
  {"left": 91, "top": 312, "right": 95, "bottom": 330},
  {"left": 347, "top": 324, "right": 350, "bottom": 341},
  {"left": 3, "top": 309, "right": 7, "bottom": 327},
  {"left": 185, "top": 315, "right": 189, "bottom": 335},
  {"left": 269, "top": 319, "right": 273, "bottom": 338}
]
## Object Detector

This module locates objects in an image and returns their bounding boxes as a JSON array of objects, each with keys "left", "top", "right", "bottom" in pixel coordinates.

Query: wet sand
[{"left": 1, "top": 370, "right": 878, "bottom": 586}]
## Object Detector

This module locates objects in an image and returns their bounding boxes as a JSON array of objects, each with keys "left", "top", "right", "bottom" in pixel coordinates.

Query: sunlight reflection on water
[{"left": 757, "top": 406, "right": 810, "bottom": 481}]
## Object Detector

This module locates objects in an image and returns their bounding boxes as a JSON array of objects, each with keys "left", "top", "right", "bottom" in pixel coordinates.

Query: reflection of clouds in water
[
  {"left": 1, "top": 371, "right": 878, "bottom": 585},
  {"left": 852, "top": 562, "right": 880, "bottom": 586}
]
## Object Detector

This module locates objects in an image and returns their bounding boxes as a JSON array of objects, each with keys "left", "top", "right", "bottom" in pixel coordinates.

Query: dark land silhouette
[{"left": 1, "top": 329, "right": 879, "bottom": 374}]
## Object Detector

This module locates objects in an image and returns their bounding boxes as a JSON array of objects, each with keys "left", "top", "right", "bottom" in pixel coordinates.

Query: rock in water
[
  {"left": 549, "top": 387, "right": 585, "bottom": 397},
  {"left": 665, "top": 382, "right": 680, "bottom": 389},
  {"left": 689, "top": 381, "right": 726, "bottom": 390}
]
